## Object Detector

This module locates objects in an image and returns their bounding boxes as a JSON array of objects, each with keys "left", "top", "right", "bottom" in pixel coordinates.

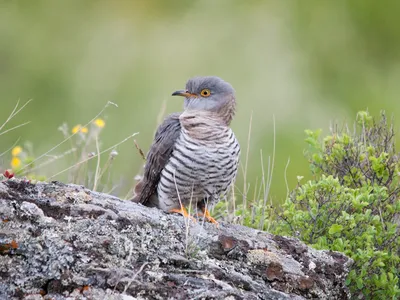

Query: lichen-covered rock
[{"left": 0, "top": 179, "right": 353, "bottom": 299}]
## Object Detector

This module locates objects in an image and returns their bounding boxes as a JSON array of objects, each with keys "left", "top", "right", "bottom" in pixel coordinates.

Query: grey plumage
[
  {"left": 133, "top": 112, "right": 182, "bottom": 207},
  {"left": 132, "top": 76, "right": 240, "bottom": 221}
]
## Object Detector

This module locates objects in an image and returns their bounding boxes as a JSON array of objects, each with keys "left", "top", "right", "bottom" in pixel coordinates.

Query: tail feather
[
  {"left": 130, "top": 179, "right": 158, "bottom": 208},
  {"left": 130, "top": 179, "right": 144, "bottom": 203}
]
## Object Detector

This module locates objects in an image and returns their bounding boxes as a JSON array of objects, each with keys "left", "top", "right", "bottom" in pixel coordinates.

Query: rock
[{"left": 0, "top": 179, "right": 353, "bottom": 299}]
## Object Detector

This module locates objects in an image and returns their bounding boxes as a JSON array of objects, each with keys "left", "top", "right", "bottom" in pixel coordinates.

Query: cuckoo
[{"left": 132, "top": 76, "right": 240, "bottom": 224}]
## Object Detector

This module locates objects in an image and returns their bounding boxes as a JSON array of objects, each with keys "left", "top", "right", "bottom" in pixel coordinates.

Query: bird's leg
[
  {"left": 197, "top": 200, "right": 218, "bottom": 225},
  {"left": 198, "top": 207, "right": 218, "bottom": 225},
  {"left": 169, "top": 206, "right": 196, "bottom": 222}
]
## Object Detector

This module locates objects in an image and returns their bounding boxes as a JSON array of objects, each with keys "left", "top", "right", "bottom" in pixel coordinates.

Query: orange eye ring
[{"left": 200, "top": 89, "right": 211, "bottom": 97}]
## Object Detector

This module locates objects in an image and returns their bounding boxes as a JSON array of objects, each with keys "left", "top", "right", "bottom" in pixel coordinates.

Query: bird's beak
[{"left": 171, "top": 90, "right": 195, "bottom": 97}]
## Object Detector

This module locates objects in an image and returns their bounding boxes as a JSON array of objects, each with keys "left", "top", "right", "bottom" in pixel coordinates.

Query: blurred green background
[{"left": 1, "top": 0, "right": 400, "bottom": 203}]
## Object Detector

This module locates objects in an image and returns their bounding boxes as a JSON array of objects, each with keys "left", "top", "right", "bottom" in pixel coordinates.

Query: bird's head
[{"left": 172, "top": 76, "right": 236, "bottom": 125}]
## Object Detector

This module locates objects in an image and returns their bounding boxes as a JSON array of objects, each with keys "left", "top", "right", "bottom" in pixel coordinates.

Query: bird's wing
[{"left": 132, "top": 112, "right": 182, "bottom": 204}]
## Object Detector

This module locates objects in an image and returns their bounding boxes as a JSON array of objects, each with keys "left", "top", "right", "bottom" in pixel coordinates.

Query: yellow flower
[
  {"left": 11, "top": 146, "right": 23, "bottom": 157},
  {"left": 72, "top": 125, "right": 81, "bottom": 134},
  {"left": 11, "top": 157, "right": 21, "bottom": 169},
  {"left": 72, "top": 125, "right": 88, "bottom": 134},
  {"left": 93, "top": 118, "right": 105, "bottom": 128}
]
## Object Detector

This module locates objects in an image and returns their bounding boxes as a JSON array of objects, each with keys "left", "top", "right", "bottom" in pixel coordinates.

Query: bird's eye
[{"left": 200, "top": 89, "right": 211, "bottom": 97}]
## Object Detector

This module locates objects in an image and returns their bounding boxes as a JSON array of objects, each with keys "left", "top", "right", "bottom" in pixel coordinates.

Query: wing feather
[{"left": 132, "top": 112, "right": 181, "bottom": 204}]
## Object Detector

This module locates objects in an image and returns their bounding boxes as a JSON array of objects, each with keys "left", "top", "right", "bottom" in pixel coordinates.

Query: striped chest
[{"left": 157, "top": 124, "right": 240, "bottom": 210}]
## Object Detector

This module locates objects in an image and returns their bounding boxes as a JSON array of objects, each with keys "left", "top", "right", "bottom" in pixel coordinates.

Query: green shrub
[{"left": 269, "top": 111, "right": 400, "bottom": 299}]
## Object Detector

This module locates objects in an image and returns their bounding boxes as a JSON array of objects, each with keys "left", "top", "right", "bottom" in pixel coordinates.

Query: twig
[
  {"left": 92, "top": 135, "right": 101, "bottom": 192},
  {"left": 133, "top": 140, "right": 146, "bottom": 161},
  {"left": 122, "top": 262, "right": 148, "bottom": 293},
  {"left": 0, "top": 121, "right": 31, "bottom": 137},
  {"left": 23, "top": 148, "right": 78, "bottom": 174},
  {"left": 21, "top": 101, "right": 118, "bottom": 172},
  {"left": 260, "top": 114, "right": 276, "bottom": 230},
  {"left": 0, "top": 137, "right": 21, "bottom": 157},
  {"left": 0, "top": 99, "right": 33, "bottom": 133},
  {"left": 284, "top": 157, "right": 291, "bottom": 199},
  {"left": 242, "top": 111, "right": 253, "bottom": 213},
  {"left": 47, "top": 132, "right": 138, "bottom": 180}
]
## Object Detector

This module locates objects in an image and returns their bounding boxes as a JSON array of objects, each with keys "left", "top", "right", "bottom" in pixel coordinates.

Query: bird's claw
[
  {"left": 197, "top": 208, "right": 219, "bottom": 226},
  {"left": 169, "top": 207, "right": 196, "bottom": 223}
]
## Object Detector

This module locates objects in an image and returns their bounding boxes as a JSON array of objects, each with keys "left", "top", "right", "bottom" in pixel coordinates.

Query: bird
[{"left": 132, "top": 76, "right": 240, "bottom": 224}]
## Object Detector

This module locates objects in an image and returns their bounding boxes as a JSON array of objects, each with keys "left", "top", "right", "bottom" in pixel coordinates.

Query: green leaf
[
  {"left": 356, "top": 278, "right": 364, "bottom": 289},
  {"left": 328, "top": 224, "right": 343, "bottom": 235}
]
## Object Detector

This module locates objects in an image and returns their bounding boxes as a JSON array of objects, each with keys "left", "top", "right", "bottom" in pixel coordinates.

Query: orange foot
[
  {"left": 169, "top": 206, "right": 196, "bottom": 223},
  {"left": 197, "top": 208, "right": 219, "bottom": 225}
]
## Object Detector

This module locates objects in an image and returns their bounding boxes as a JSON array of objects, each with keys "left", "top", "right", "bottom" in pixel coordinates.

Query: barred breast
[{"left": 157, "top": 113, "right": 240, "bottom": 211}]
